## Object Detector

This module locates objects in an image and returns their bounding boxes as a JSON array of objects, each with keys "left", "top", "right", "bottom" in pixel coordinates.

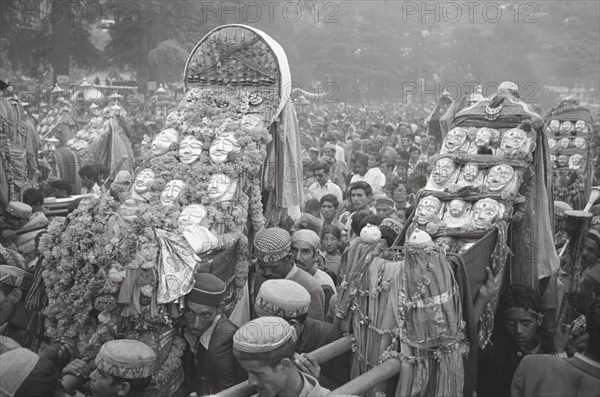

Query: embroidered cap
[
  {"left": 0, "top": 265, "right": 33, "bottom": 291},
  {"left": 255, "top": 280, "right": 310, "bottom": 319},
  {"left": 254, "top": 228, "right": 291, "bottom": 263},
  {"left": 376, "top": 197, "right": 395, "bottom": 209},
  {"left": 233, "top": 317, "right": 296, "bottom": 361},
  {"left": 0, "top": 348, "right": 39, "bottom": 396},
  {"left": 186, "top": 273, "right": 226, "bottom": 307},
  {"left": 5, "top": 202, "right": 32, "bottom": 219},
  {"left": 291, "top": 229, "right": 320, "bottom": 250},
  {"left": 380, "top": 217, "right": 403, "bottom": 234},
  {"left": 95, "top": 340, "right": 156, "bottom": 379}
]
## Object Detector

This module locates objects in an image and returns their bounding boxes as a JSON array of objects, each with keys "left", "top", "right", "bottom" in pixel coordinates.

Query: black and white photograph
[{"left": 1, "top": 1, "right": 599, "bottom": 396}]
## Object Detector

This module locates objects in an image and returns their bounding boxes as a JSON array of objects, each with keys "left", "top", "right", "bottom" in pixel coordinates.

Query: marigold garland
[{"left": 41, "top": 87, "right": 271, "bottom": 368}]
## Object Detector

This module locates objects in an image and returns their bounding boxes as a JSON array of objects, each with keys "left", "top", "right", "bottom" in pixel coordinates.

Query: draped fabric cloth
[
  {"left": 154, "top": 228, "right": 196, "bottom": 304},
  {"left": 108, "top": 118, "right": 134, "bottom": 178},
  {"left": 350, "top": 255, "right": 402, "bottom": 397},
  {"left": 54, "top": 147, "right": 82, "bottom": 194},
  {"left": 334, "top": 239, "right": 385, "bottom": 332},
  {"left": 0, "top": 98, "right": 39, "bottom": 196},
  {"left": 386, "top": 243, "right": 466, "bottom": 397},
  {"left": 276, "top": 102, "right": 303, "bottom": 220}
]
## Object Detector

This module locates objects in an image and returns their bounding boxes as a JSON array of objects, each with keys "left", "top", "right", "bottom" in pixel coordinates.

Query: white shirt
[
  {"left": 335, "top": 145, "right": 346, "bottom": 165},
  {"left": 307, "top": 180, "right": 343, "bottom": 203},
  {"left": 364, "top": 167, "right": 386, "bottom": 195}
]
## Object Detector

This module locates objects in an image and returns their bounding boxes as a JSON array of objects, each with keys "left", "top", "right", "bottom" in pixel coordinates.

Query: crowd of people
[{"left": 1, "top": 77, "right": 600, "bottom": 397}]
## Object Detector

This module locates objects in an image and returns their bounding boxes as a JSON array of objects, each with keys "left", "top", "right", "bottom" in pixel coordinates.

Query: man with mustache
[
  {"left": 252, "top": 228, "right": 325, "bottom": 321},
  {"left": 291, "top": 229, "right": 336, "bottom": 314},
  {"left": 180, "top": 273, "right": 245, "bottom": 396}
]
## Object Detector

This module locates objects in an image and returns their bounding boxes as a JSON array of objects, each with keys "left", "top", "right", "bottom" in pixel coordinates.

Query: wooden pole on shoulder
[{"left": 326, "top": 358, "right": 401, "bottom": 396}]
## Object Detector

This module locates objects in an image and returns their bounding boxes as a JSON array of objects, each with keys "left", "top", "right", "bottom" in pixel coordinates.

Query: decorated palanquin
[
  {"left": 66, "top": 108, "right": 134, "bottom": 180},
  {"left": 39, "top": 25, "right": 297, "bottom": 397},
  {"left": 336, "top": 82, "right": 556, "bottom": 397},
  {"left": 545, "top": 98, "right": 594, "bottom": 210},
  {"left": 0, "top": 95, "right": 39, "bottom": 205}
]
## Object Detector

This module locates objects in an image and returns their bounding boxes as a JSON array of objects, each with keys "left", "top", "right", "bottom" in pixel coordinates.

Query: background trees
[{"left": 1, "top": 0, "right": 598, "bottom": 105}]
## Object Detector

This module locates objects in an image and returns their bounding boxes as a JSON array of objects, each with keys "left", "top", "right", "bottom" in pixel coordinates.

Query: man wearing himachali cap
[
  {"left": 0, "top": 265, "right": 44, "bottom": 352},
  {"left": 255, "top": 280, "right": 350, "bottom": 389},
  {"left": 233, "top": 316, "right": 330, "bottom": 397},
  {"left": 290, "top": 229, "right": 336, "bottom": 314},
  {"left": 88, "top": 339, "right": 156, "bottom": 397},
  {"left": 252, "top": 228, "right": 326, "bottom": 321},
  {"left": 180, "top": 273, "right": 245, "bottom": 396}
]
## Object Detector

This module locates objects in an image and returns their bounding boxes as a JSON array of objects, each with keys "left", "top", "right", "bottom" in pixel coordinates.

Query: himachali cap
[
  {"left": 0, "top": 266, "right": 33, "bottom": 291},
  {"left": 254, "top": 228, "right": 292, "bottom": 263},
  {"left": 291, "top": 229, "right": 320, "bottom": 250},
  {"left": 95, "top": 340, "right": 157, "bottom": 379},
  {"left": 376, "top": 197, "right": 395, "bottom": 208},
  {"left": 380, "top": 217, "right": 403, "bottom": 235},
  {"left": 0, "top": 347, "right": 39, "bottom": 397},
  {"left": 187, "top": 273, "right": 226, "bottom": 307},
  {"left": 233, "top": 316, "right": 297, "bottom": 361},
  {"left": 255, "top": 279, "right": 310, "bottom": 319},
  {"left": 5, "top": 202, "right": 32, "bottom": 219}
]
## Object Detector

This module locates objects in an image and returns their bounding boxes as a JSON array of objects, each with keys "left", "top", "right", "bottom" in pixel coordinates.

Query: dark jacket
[
  {"left": 182, "top": 315, "right": 246, "bottom": 395},
  {"left": 297, "top": 318, "right": 351, "bottom": 389},
  {"left": 477, "top": 329, "right": 544, "bottom": 397}
]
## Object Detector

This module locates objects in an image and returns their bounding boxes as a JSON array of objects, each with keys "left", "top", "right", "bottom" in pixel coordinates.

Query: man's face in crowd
[
  {"left": 370, "top": 140, "right": 382, "bottom": 152},
  {"left": 410, "top": 149, "right": 420, "bottom": 162},
  {"left": 183, "top": 301, "right": 218, "bottom": 337},
  {"left": 577, "top": 273, "right": 599, "bottom": 318},
  {"left": 324, "top": 148, "right": 334, "bottom": 158},
  {"left": 503, "top": 308, "right": 541, "bottom": 350},
  {"left": 291, "top": 241, "right": 316, "bottom": 273},
  {"left": 380, "top": 162, "right": 390, "bottom": 175},
  {"left": 239, "top": 358, "right": 290, "bottom": 397},
  {"left": 53, "top": 187, "right": 68, "bottom": 198},
  {"left": 396, "top": 209, "right": 407, "bottom": 224},
  {"left": 376, "top": 204, "right": 393, "bottom": 218},
  {"left": 320, "top": 201, "right": 336, "bottom": 220},
  {"left": 89, "top": 368, "right": 123, "bottom": 397},
  {"left": 582, "top": 238, "right": 599, "bottom": 268},
  {"left": 81, "top": 175, "right": 95, "bottom": 189},
  {"left": 351, "top": 188, "right": 370, "bottom": 210},
  {"left": 393, "top": 185, "right": 408, "bottom": 203},
  {"left": 258, "top": 258, "right": 292, "bottom": 280},
  {"left": 396, "top": 163, "right": 408, "bottom": 179},
  {"left": 367, "top": 155, "right": 378, "bottom": 169},
  {"left": 309, "top": 152, "right": 318, "bottom": 161},
  {"left": 354, "top": 162, "right": 368, "bottom": 176},
  {"left": 314, "top": 169, "right": 328, "bottom": 186},
  {"left": 401, "top": 137, "right": 409, "bottom": 147}
]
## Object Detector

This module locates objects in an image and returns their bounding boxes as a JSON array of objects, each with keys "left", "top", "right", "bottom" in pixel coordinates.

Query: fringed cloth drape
[{"left": 383, "top": 242, "right": 467, "bottom": 397}]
